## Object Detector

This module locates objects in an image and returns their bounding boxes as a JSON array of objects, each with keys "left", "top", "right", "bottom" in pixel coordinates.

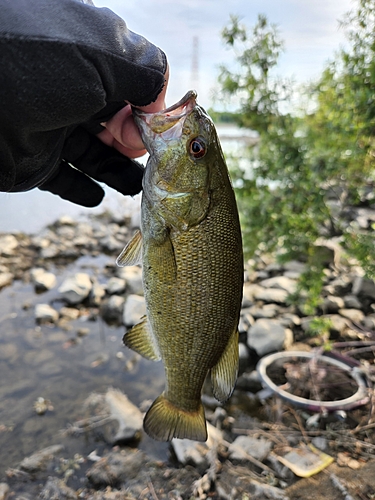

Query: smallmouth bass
[{"left": 117, "top": 91, "right": 243, "bottom": 442}]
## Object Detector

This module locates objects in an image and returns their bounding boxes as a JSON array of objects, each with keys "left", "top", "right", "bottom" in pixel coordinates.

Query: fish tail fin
[{"left": 144, "top": 393, "right": 207, "bottom": 442}]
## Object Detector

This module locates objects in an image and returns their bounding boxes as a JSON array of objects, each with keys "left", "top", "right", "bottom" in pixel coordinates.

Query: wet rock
[
  {"left": 106, "top": 277, "right": 126, "bottom": 295},
  {"left": 19, "top": 444, "right": 64, "bottom": 473},
  {"left": 123, "top": 294, "right": 146, "bottom": 326},
  {"left": 58, "top": 273, "right": 92, "bottom": 304},
  {"left": 0, "top": 272, "right": 13, "bottom": 289},
  {"left": 30, "top": 268, "right": 56, "bottom": 291},
  {"left": 0, "top": 483, "right": 9, "bottom": 500},
  {"left": 0, "top": 234, "right": 18, "bottom": 256},
  {"left": 247, "top": 319, "right": 293, "bottom": 356},
  {"left": 116, "top": 266, "right": 143, "bottom": 295},
  {"left": 171, "top": 422, "right": 223, "bottom": 467},
  {"left": 59, "top": 307, "right": 80, "bottom": 321},
  {"left": 101, "top": 295, "right": 125, "bottom": 323},
  {"left": 104, "top": 388, "right": 143, "bottom": 443},
  {"left": 86, "top": 449, "right": 145, "bottom": 487},
  {"left": 39, "top": 476, "right": 77, "bottom": 499},
  {"left": 35, "top": 304, "right": 59, "bottom": 324},
  {"left": 89, "top": 282, "right": 106, "bottom": 306},
  {"left": 228, "top": 435, "right": 272, "bottom": 462},
  {"left": 322, "top": 295, "right": 345, "bottom": 313}
]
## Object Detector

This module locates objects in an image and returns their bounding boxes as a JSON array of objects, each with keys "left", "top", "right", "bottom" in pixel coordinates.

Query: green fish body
[{"left": 117, "top": 91, "right": 243, "bottom": 441}]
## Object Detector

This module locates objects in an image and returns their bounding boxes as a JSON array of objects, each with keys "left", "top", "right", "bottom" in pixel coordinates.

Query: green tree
[{"left": 219, "top": 7, "right": 375, "bottom": 312}]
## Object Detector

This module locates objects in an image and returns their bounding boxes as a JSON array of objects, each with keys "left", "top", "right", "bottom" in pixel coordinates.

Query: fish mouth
[{"left": 133, "top": 91, "right": 197, "bottom": 140}]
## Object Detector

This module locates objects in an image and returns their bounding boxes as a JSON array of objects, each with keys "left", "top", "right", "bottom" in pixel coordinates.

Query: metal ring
[{"left": 257, "top": 351, "right": 369, "bottom": 411}]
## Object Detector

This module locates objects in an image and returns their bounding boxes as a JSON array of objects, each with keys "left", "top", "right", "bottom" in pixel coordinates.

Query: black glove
[{"left": 39, "top": 126, "right": 144, "bottom": 207}]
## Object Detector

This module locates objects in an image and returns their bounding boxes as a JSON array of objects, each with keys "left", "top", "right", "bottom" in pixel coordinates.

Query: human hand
[{"left": 97, "top": 64, "right": 169, "bottom": 157}]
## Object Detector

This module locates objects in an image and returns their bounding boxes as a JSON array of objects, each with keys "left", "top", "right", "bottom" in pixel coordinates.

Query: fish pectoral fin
[
  {"left": 116, "top": 229, "right": 142, "bottom": 267},
  {"left": 211, "top": 329, "right": 239, "bottom": 403},
  {"left": 144, "top": 393, "right": 207, "bottom": 442},
  {"left": 123, "top": 316, "right": 161, "bottom": 361}
]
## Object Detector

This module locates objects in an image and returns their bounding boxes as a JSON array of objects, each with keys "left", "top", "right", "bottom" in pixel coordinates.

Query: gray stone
[
  {"left": 343, "top": 294, "right": 362, "bottom": 309},
  {"left": 322, "top": 295, "right": 345, "bottom": 313},
  {"left": 363, "top": 315, "right": 375, "bottom": 331},
  {"left": 101, "top": 295, "right": 125, "bottom": 323},
  {"left": 259, "top": 276, "right": 297, "bottom": 295},
  {"left": 236, "top": 370, "right": 263, "bottom": 392},
  {"left": 352, "top": 276, "right": 375, "bottom": 299},
  {"left": 254, "top": 287, "right": 289, "bottom": 304},
  {"left": 283, "top": 260, "right": 307, "bottom": 274},
  {"left": 247, "top": 319, "right": 291, "bottom": 356},
  {"left": 106, "top": 277, "right": 126, "bottom": 295},
  {"left": 339, "top": 308, "right": 365, "bottom": 323},
  {"left": 19, "top": 444, "right": 64, "bottom": 472},
  {"left": 228, "top": 435, "right": 272, "bottom": 461},
  {"left": 242, "top": 283, "right": 264, "bottom": 307},
  {"left": 59, "top": 306, "right": 80, "bottom": 320},
  {"left": 171, "top": 422, "right": 223, "bottom": 466},
  {"left": 0, "top": 483, "right": 9, "bottom": 500},
  {"left": 30, "top": 268, "right": 56, "bottom": 291},
  {"left": 39, "top": 477, "right": 77, "bottom": 500},
  {"left": 123, "top": 294, "right": 146, "bottom": 326},
  {"left": 86, "top": 449, "right": 145, "bottom": 487},
  {"left": 0, "top": 234, "right": 18, "bottom": 256},
  {"left": 0, "top": 272, "right": 13, "bottom": 289},
  {"left": 58, "top": 273, "right": 92, "bottom": 304},
  {"left": 116, "top": 265, "right": 143, "bottom": 295},
  {"left": 35, "top": 304, "right": 59, "bottom": 324},
  {"left": 104, "top": 388, "right": 143, "bottom": 443},
  {"left": 89, "top": 282, "right": 106, "bottom": 306},
  {"left": 249, "top": 303, "right": 279, "bottom": 319}
]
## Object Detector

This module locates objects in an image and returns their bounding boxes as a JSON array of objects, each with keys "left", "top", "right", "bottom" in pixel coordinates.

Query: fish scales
[{"left": 117, "top": 91, "right": 243, "bottom": 442}]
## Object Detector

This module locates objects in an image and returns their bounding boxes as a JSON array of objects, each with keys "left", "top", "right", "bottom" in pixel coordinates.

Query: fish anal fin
[
  {"left": 144, "top": 394, "right": 207, "bottom": 442},
  {"left": 116, "top": 230, "right": 142, "bottom": 267},
  {"left": 211, "top": 329, "right": 239, "bottom": 403},
  {"left": 123, "top": 316, "right": 160, "bottom": 361}
]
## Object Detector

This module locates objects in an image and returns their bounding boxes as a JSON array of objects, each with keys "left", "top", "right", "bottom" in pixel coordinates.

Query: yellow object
[{"left": 277, "top": 443, "right": 334, "bottom": 477}]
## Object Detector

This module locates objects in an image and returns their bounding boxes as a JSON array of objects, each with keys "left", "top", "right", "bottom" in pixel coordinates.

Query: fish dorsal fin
[
  {"left": 123, "top": 316, "right": 161, "bottom": 361},
  {"left": 116, "top": 230, "right": 142, "bottom": 267},
  {"left": 211, "top": 329, "right": 239, "bottom": 403}
]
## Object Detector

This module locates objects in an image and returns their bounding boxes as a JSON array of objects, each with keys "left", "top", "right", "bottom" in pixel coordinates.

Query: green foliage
[
  {"left": 305, "top": 317, "right": 333, "bottom": 339},
  {"left": 219, "top": 5, "right": 375, "bottom": 306}
]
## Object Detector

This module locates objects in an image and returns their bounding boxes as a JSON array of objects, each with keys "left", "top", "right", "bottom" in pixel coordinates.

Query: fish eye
[{"left": 189, "top": 137, "right": 206, "bottom": 159}]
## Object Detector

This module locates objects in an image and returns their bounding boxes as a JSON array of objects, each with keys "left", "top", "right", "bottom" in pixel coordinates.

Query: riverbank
[{"left": 0, "top": 211, "right": 374, "bottom": 499}]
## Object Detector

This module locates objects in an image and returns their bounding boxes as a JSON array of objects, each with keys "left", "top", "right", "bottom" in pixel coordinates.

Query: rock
[
  {"left": 339, "top": 308, "right": 365, "bottom": 323},
  {"left": 236, "top": 370, "right": 263, "bottom": 392},
  {"left": 253, "top": 287, "right": 289, "bottom": 304},
  {"left": 248, "top": 303, "right": 280, "bottom": 319},
  {"left": 0, "top": 234, "right": 18, "bottom": 256},
  {"left": 104, "top": 388, "right": 143, "bottom": 443},
  {"left": 322, "top": 295, "right": 345, "bottom": 313},
  {"left": 242, "top": 283, "right": 264, "bottom": 307},
  {"left": 59, "top": 306, "right": 80, "bottom": 321},
  {"left": 58, "top": 273, "right": 92, "bottom": 304},
  {"left": 101, "top": 295, "right": 125, "bottom": 323},
  {"left": 89, "top": 282, "right": 106, "bottom": 306},
  {"left": 106, "top": 277, "right": 126, "bottom": 295},
  {"left": 352, "top": 276, "right": 375, "bottom": 300},
  {"left": 86, "top": 449, "right": 145, "bottom": 487},
  {"left": 0, "top": 272, "right": 13, "bottom": 289},
  {"left": 259, "top": 276, "right": 297, "bottom": 295},
  {"left": 171, "top": 422, "right": 223, "bottom": 467},
  {"left": 228, "top": 435, "right": 272, "bottom": 462},
  {"left": 39, "top": 477, "right": 77, "bottom": 499},
  {"left": 343, "top": 295, "right": 362, "bottom": 309},
  {"left": 35, "top": 304, "right": 59, "bottom": 324},
  {"left": 216, "top": 462, "right": 287, "bottom": 500},
  {"left": 247, "top": 319, "right": 292, "bottom": 356},
  {"left": 30, "top": 268, "right": 56, "bottom": 291},
  {"left": 0, "top": 483, "right": 9, "bottom": 500},
  {"left": 283, "top": 260, "right": 307, "bottom": 275},
  {"left": 19, "top": 444, "right": 64, "bottom": 473},
  {"left": 238, "top": 342, "right": 250, "bottom": 370},
  {"left": 0, "top": 343, "right": 18, "bottom": 362},
  {"left": 123, "top": 294, "right": 146, "bottom": 326},
  {"left": 116, "top": 265, "right": 143, "bottom": 295}
]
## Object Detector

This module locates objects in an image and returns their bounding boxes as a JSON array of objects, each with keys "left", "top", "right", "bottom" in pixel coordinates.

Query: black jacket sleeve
[{"left": 0, "top": 0, "right": 167, "bottom": 205}]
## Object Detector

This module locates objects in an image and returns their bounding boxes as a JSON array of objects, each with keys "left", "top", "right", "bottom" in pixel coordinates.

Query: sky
[{"left": 94, "top": 0, "right": 354, "bottom": 109}]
